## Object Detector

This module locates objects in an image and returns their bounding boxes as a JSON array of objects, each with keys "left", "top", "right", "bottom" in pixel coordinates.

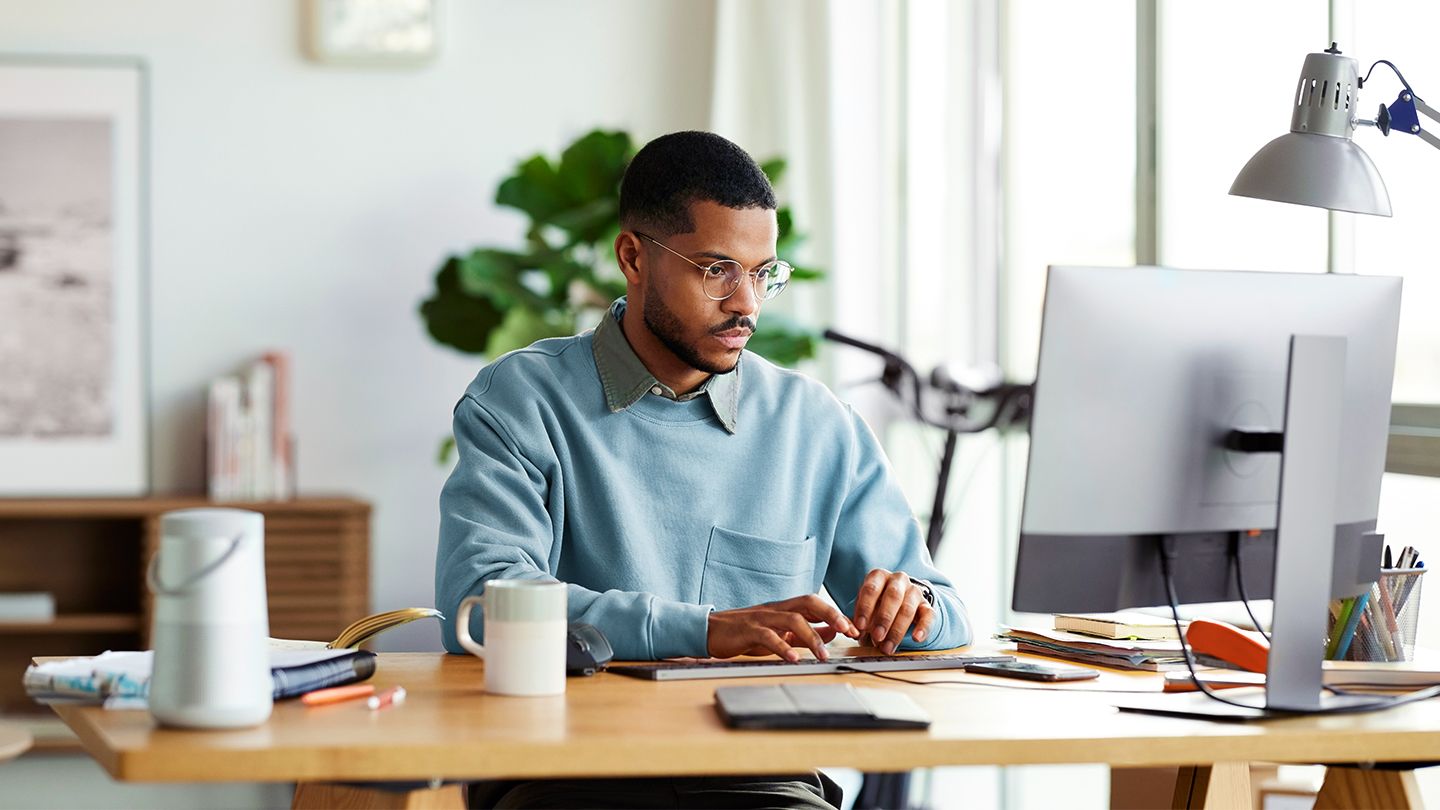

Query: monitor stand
[{"left": 1122, "top": 335, "right": 1373, "bottom": 721}]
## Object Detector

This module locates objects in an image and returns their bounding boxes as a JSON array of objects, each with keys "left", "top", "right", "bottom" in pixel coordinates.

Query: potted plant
[{"left": 419, "top": 129, "right": 823, "bottom": 460}]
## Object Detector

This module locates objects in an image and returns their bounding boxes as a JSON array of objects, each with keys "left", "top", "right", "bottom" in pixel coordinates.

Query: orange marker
[{"left": 301, "top": 684, "right": 375, "bottom": 706}]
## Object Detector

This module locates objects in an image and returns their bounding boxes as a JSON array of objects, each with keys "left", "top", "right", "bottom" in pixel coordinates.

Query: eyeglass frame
[{"left": 632, "top": 231, "right": 793, "bottom": 302}]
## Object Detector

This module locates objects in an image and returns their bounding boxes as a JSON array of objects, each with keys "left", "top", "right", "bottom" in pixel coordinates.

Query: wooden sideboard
[{"left": 0, "top": 496, "right": 370, "bottom": 745}]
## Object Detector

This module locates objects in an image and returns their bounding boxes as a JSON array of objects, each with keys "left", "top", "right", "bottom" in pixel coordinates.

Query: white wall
[{"left": 0, "top": 0, "right": 718, "bottom": 654}]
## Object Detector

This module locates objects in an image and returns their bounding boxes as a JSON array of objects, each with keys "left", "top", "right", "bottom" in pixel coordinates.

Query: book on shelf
[
  {"left": 268, "top": 607, "right": 444, "bottom": 650},
  {"left": 0, "top": 592, "right": 56, "bottom": 622},
  {"left": 207, "top": 351, "right": 295, "bottom": 502},
  {"left": 1052, "top": 611, "right": 1182, "bottom": 641}
]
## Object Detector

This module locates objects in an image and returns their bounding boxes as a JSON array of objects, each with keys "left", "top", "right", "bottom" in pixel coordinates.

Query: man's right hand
[{"left": 706, "top": 595, "right": 860, "bottom": 662}]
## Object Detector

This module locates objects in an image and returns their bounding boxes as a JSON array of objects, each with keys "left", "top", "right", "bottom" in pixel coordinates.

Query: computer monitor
[{"left": 1013, "top": 265, "right": 1401, "bottom": 713}]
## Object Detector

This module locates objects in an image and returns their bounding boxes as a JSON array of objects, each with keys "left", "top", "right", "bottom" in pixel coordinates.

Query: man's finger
[
  {"left": 752, "top": 627, "right": 798, "bottom": 662},
  {"left": 783, "top": 594, "right": 858, "bottom": 637},
  {"left": 882, "top": 589, "right": 925, "bottom": 654},
  {"left": 775, "top": 611, "right": 830, "bottom": 662},
  {"left": 869, "top": 572, "right": 912, "bottom": 645},
  {"left": 851, "top": 569, "right": 889, "bottom": 632},
  {"left": 912, "top": 602, "right": 937, "bottom": 644}
]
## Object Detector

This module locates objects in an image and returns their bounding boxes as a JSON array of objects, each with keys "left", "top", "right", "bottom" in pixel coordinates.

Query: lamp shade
[
  {"left": 1230, "top": 131, "right": 1392, "bottom": 216},
  {"left": 1230, "top": 48, "right": 1392, "bottom": 217}
]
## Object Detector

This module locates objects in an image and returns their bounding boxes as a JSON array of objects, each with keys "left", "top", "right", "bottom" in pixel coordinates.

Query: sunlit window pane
[
  {"left": 1158, "top": 0, "right": 1328, "bottom": 274},
  {"left": 1004, "top": 0, "right": 1135, "bottom": 383},
  {"left": 1354, "top": 6, "right": 1440, "bottom": 402}
]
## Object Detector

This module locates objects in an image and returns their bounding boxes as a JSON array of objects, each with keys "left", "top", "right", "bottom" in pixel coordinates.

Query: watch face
[{"left": 310, "top": 0, "right": 438, "bottom": 64}]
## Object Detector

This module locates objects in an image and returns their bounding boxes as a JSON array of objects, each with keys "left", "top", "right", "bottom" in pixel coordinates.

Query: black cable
[
  {"left": 1362, "top": 59, "right": 1416, "bottom": 94},
  {"left": 1157, "top": 537, "right": 1273, "bottom": 711},
  {"left": 1229, "top": 535, "right": 1271, "bottom": 643},
  {"left": 835, "top": 666, "right": 1156, "bottom": 693},
  {"left": 1159, "top": 537, "right": 1440, "bottom": 715}
]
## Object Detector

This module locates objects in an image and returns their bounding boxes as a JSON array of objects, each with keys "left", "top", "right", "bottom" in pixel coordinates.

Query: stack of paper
[{"left": 996, "top": 626, "right": 1188, "bottom": 671}]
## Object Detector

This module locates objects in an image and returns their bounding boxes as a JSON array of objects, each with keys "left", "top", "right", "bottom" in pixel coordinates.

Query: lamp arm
[
  {"left": 1411, "top": 97, "right": 1440, "bottom": 151},
  {"left": 1363, "top": 58, "right": 1440, "bottom": 152}
]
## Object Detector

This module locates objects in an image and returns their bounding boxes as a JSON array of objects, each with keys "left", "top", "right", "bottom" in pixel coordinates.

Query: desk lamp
[{"left": 1231, "top": 43, "right": 1438, "bottom": 215}]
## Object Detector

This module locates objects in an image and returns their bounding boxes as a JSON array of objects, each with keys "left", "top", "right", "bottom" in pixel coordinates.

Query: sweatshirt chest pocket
[{"left": 699, "top": 526, "right": 818, "bottom": 611}]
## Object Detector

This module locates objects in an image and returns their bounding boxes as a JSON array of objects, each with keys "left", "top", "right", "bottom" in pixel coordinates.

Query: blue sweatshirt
[{"left": 435, "top": 301, "right": 971, "bottom": 659}]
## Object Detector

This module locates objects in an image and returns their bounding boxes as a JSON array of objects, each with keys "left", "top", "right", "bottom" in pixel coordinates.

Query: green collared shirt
[{"left": 591, "top": 298, "right": 739, "bottom": 434}]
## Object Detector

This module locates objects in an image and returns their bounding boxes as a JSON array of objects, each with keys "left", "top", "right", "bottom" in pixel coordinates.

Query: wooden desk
[
  {"left": 0, "top": 720, "right": 32, "bottom": 762},
  {"left": 51, "top": 652, "right": 1437, "bottom": 809}
]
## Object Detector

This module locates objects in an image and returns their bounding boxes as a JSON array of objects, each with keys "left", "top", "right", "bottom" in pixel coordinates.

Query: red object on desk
[{"left": 1185, "top": 619, "right": 1270, "bottom": 673}]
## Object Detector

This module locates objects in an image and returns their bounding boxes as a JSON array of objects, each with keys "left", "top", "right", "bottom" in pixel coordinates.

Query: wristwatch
[{"left": 908, "top": 576, "right": 936, "bottom": 608}]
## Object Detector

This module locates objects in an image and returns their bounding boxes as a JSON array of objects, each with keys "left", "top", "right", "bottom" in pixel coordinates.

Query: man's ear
[{"left": 615, "top": 230, "right": 645, "bottom": 284}]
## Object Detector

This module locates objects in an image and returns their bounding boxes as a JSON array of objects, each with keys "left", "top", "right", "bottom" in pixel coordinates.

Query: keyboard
[{"left": 607, "top": 653, "right": 1015, "bottom": 681}]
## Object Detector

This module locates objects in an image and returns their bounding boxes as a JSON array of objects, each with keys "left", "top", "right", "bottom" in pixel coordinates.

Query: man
[{"left": 436, "top": 131, "right": 971, "bottom": 808}]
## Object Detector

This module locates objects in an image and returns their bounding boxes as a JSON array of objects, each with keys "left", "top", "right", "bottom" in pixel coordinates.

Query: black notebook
[
  {"left": 271, "top": 650, "right": 376, "bottom": 699},
  {"left": 714, "top": 684, "right": 931, "bottom": 730}
]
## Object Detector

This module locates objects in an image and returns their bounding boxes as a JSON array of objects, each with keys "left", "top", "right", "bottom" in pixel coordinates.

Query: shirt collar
[{"left": 591, "top": 298, "right": 740, "bottom": 434}]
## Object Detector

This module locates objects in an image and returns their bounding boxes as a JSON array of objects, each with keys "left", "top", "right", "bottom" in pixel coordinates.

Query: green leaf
[
  {"left": 747, "top": 315, "right": 820, "bottom": 367},
  {"left": 759, "top": 157, "right": 787, "bottom": 186},
  {"left": 547, "top": 197, "right": 620, "bottom": 244},
  {"left": 437, "top": 435, "right": 456, "bottom": 465},
  {"left": 458, "top": 248, "right": 541, "bottom": 309},
  {"left": 556, "top": 130, "right": 632, "bottom": 204},
  {"left": 484, "top": 307, "right": 576, "bottom": 358},
  {"left": 789, "top": 265, "right": 825, "bottom": 282},
  {"left": 419, "top": 257, "right": 507, "bottom": 355},
  {"left": 495, "top": 155, "right": 569, "bottom": 221},
  {"left": 539, "top": 256, "right": 590, "bottom": 305}
]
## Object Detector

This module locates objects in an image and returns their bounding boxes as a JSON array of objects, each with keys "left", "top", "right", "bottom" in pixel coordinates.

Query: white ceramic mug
[{"left": 456, "top": 580, "right": 568, "bottom": 696}]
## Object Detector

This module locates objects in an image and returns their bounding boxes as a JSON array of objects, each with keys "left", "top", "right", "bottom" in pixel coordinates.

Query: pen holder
[{"left": 1326, "top": 568, "right": 1425, "bottom": 662}]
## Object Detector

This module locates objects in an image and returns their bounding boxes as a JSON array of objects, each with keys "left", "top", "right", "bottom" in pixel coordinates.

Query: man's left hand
[{"left": 851, "top": 569, "right": 935, "bottom": 654}]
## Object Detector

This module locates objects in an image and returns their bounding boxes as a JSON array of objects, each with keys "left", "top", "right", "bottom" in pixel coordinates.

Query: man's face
[{"left": 638, "top": 200, "right": 778, "bottom": 375}]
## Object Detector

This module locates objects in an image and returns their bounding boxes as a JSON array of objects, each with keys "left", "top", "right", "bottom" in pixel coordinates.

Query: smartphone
[{"left": 964, "top": 661, "right": 1100, "bottom": 682}]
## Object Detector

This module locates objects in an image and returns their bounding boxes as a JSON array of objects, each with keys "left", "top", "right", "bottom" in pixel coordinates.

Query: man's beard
[{"left": 642, "top": 293, "right": 749, "bottom": 376}]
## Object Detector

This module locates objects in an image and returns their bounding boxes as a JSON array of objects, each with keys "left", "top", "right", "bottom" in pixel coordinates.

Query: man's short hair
[{"left": 618, "top": 131, "right": 777, "bottom": 236}]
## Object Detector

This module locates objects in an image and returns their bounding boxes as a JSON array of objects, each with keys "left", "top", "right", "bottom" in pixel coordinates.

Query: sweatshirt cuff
[{"left": 649, "top": 599, "right": 714, "bottom": 659}]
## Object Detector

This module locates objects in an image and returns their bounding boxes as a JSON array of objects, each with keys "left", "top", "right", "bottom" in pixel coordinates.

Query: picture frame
[{"left": 0, "top": 56, "right": 150, "bottom": 495}]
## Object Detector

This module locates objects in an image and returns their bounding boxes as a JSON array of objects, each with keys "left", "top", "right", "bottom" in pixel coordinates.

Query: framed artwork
[
  {"left": 303, "top": 0, "right": 439, "bottom": 66},
  {"left": 0, "top": 57, "right": 149, "bottom": 495}
]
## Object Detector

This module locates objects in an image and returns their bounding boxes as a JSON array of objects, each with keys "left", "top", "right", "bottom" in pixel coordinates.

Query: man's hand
[
  {"left": 852, "top": 569, "right": 936, "bottom": 655},
  {"left": 707, "top": 594, "right": 860, "bottom": 662}
]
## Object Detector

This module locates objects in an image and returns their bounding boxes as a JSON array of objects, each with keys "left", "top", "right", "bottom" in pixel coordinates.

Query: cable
[
  {"left": 1159, "top": 537, "right": 1440, "bottom": 715},
  {"left": 1362, "top": 59, "right": 1416, "bottom": 94},
  {"left": 835, "top": 666, "right": 1156, "bottom": 694},
  {"left": 1157, "top": 538, "right": 1273, "bottom": 711},
  {"left": 1229, "top": 535, "right": 1271, "bottom": 642}
]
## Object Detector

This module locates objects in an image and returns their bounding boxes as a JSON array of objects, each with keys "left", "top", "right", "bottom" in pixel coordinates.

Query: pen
[
  {"left": 301, "top": 684, "right": 375, "bottom": 707},
  {"left": 1333, "top": 592, "right": 1368, "bottom": 660},
  {"left": 367, "top": 686, "right": 407, "bottom": 711}
]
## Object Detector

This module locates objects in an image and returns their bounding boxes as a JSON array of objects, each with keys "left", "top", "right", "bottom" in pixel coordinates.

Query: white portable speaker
[{"left": 148, "top": 508, "right": 273, "bottom": 728}]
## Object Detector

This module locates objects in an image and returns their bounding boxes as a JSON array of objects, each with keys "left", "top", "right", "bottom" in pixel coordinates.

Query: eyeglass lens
[{"left": 702, "top": 261, "right": 791, "bottom": 301}]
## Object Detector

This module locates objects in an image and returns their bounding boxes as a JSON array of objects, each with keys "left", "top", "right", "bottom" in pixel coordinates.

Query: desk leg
[
  {"left": 1171, "top": 762, "right": 1251, "bottom": 810},
  {"left": 291, "top": 781, "right": 466, "bottom": 809},
  {"left": 1314, "top": 767, "right": 1422, "bottom": 810}
]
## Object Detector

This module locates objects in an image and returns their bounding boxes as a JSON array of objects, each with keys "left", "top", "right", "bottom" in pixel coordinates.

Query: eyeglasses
[{"left": 634, "top": 231, "right": 792, "bottom": 302}]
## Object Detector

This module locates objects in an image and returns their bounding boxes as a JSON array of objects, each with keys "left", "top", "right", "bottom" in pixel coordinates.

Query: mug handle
[{"left": 455, "top": 594, "right": 486, "bottom": 658}]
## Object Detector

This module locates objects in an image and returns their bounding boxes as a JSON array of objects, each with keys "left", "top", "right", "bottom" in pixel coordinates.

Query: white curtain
[{"left": 708, "top": 0, "right": 904, "bottom": 429}]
